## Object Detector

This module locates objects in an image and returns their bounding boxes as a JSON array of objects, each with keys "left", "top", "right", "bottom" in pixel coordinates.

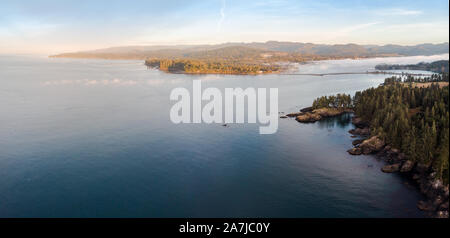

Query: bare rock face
[
  {"left": 432, "top": 179, "right": 444, "bottom": 190},
  {"left": 381, "top": 163, "right": 401, "bottom": 173},
  {"left": 296, "top": 112, "right": 322, "bottom": 123},
  {"left": 286, "top": 112, "right": 303, "bottom": 117},
  {"left": 313, "top": 108, "right": 344, "bottom": 117},
  {"left": 289, "top": 107, "right": 350, "bottom": 123},
  {"left": 416, "top": 179, "right": 449, "bottom": 218},
  {"left": 351, "top": 117, "right": 369, "bottom": 128},
  {"left": 400, "top": 160, "right": 415, "bottom": 173},
  {"left": 347, "top": 147, "right": 362, "bottom": 155},
  {"left": 359, "top": 136, "right": 385, "bottom": 154}
]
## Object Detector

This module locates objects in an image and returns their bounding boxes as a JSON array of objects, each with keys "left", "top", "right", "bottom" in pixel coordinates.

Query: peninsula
[
  {"left": 376, "top": 60, "right": 449, "bottom": 74},
  {"left": 285, "top": 73, "right": 449, "bottom": 218},
  {"left": 51, "top": 41, "right": 449, "bottom": 75}
]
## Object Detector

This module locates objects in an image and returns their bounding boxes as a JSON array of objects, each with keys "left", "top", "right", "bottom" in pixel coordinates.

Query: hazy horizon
[
  {"left": 1, "top": 0, "right": 449, "bottom": 55},
  {"left": 3, "top": 41, "right": 450, "bottom": 58}
]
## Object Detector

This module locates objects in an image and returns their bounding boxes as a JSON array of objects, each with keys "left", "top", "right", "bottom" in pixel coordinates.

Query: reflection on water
[
  {"left": 0, "top": 54, "right": 442, "bottom": 217},
  {"left": 317, "top": 113, "right": 353, "bottom": 129}
]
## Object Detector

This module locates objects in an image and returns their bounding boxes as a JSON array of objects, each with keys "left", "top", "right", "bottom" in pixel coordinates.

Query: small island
[{"left": 285, "top": 94, "right": 353, "bottom": 122}]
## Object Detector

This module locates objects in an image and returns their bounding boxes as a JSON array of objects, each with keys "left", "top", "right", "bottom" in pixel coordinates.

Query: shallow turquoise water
[{"left": 0, "top": 54, "right": 446, "bottom": 217}]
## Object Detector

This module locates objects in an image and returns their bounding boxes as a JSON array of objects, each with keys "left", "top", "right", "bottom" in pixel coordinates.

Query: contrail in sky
[{"left": 217, "top": 0, "right": 226, "bottom": 32}]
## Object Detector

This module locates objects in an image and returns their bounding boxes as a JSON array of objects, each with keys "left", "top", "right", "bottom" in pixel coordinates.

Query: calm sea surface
[{"left": 0, "top": 54, "right": 447, "bottom": 217}]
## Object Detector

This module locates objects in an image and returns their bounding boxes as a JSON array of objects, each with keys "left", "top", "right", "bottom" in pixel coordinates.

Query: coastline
[
  {"left": 346, "top": 116, "right": 449, "bottom": 218},
  {"left": 284, "top": 107, "right": 449, "bottom": 218},
  {"left": 50, "top": 53, "right": 448, "bottom": 76}
]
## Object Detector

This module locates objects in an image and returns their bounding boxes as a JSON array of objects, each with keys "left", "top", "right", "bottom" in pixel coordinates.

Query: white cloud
[
  {"left": 376, "top": 8, "right": 423, "bottom": 16},
  {"left": 381, "top": 22, "right": 449, "bottom": 31}
]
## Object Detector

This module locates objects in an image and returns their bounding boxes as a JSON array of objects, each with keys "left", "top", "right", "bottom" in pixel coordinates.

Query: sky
[{"left": 0, "top": 0, "right": 449, "bottom": 54}]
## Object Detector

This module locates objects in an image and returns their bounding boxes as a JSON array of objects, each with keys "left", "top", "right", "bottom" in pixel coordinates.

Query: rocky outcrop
[
  {"left": 414, "top": 171, "right": 449, "bottom": 217},
  {"left": 349, "top": 117, "right": 370, "bottom": 138},
  {"left": 374, "top": 146, "right": 408, "bottom": 165},
  {"left": 417, "top": 178, "right": 449, "bottom": 215},
  {"left": 381, "top": 163, "right": 401, "bottom": 173},
  {"left": 347, "top": 147, "right": 362, "bottom": 155},
  {"left": 352, "top": 117, "right": 369, "bottom": 128},
  {"left": 347, "top": 136, "right": 385, "bottom": 156},
  {"left": 296, "top": 112, "right": 322, "bottom": 123},
  {"left": 359, "top": 136, "right": 385, "bottom": 154},
  {"left": 313, "top": 108, "right": 350, "bottom": 117},
  {"left": 287, "top": 107, "right": 352, "bottom": 123},
  {"left": 286, "top": 112, "right": 303, "bottom": 117},
  {"left": 400, "top": 160, "right": 415, "bottom": 173},
  {"left": 344, "top": 116, "right": 448, "bottom": 218}
]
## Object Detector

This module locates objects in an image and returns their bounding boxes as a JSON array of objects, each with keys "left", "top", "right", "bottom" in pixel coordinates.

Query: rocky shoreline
[
  {"left": 285, "top": 107, "right": 449, "bottom": 218},
  {"left": 284, "top": 107, "right": 353, "bottom": 122},
  {"left": 346, "top": 116, "right": 449, "bottom": 218}
]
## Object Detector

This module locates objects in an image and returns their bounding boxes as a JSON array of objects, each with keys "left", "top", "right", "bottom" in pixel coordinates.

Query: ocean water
[{"left": 0, "top": 54, "right": 447, "bottom": 217}]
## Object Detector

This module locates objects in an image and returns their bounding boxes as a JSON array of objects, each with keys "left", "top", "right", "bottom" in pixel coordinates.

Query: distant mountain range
[{"left": 51, "top": 41, "right": 449, "bottom": 61}]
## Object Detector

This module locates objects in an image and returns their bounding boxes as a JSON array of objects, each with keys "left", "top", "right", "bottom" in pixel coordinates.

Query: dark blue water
[{"left": 1, "top": 54, "right": 447, "bottom": 217}]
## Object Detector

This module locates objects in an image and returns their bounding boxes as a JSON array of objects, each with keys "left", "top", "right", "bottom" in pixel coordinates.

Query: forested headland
[
  {"left": 310, "top": 74, "right": 449, "bottom": 182},
  {"left": 376, "top": 60, "right": 449, "bottom": 73},
  {"left": 145, "top": 59, "right": 281, "bottom": 74},
  {"left": 353, "top": 74, "right": 449, "bottom": 183},
  {"left": 51, "top": 42, "right": 449, "bottom": 75},
  {"left": 303, "top": 73, "right": 449, "bottom": 217}
]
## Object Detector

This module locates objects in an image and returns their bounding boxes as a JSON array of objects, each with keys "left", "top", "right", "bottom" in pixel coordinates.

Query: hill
[
  {"left": 51, "top": 41, "right": 449, "bottom": 60},
  {"left": 51, "top": 42, "right": 449, "bottom": 74},
  {"left": 375, "top": 60, "right": 449, "bottom": 73}
]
